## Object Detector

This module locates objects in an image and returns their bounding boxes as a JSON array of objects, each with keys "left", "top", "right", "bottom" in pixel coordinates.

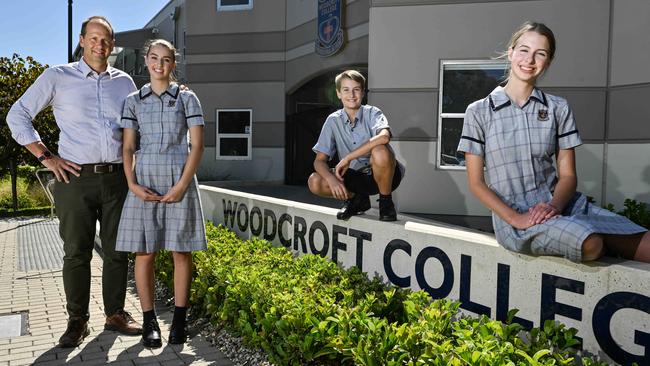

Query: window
[
  {"left": 217, "top": 0, "right": 253, "bottom": 11},
  {"left": 437, "top": 60, "right": 508, "bottom": 169},
  {"left": 216, "top": 109, "right": 252, "bottom": 160}
]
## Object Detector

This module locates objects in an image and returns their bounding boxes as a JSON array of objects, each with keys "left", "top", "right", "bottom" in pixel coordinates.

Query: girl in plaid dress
[
  {"left": 116, "top": 39, "right": 206, "bottom": 347},
  {"left": 458, "top": 22, "right": 649, "bottom": 263}
]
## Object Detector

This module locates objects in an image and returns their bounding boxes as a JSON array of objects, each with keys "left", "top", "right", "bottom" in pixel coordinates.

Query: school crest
[
  {"left": 538, "top": 109, "right": 549, "bottom": 121},
  {"left": 315, "top": 0, "right": 344, "bottom": 57},
  {"left": 168, "top": 99, "right": 176, "bottom": 108}
]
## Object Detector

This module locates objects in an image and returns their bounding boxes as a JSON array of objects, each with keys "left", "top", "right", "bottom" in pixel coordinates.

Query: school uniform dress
[
  {"left": 458, "top": 86, "right": 646, "bottom": 262},
  {"left": 116, "top": 83, "right": 207, "bottom": 253}
]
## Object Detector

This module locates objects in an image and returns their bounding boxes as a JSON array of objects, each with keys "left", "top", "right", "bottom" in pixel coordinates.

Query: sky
[{"left": 0, "top": 0, "right": 171, "bottom": 66}]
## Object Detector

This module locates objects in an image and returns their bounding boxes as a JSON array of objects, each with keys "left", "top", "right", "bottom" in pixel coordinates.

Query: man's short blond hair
[{"left": 335, "top": 70, "right": 366, "bottom": 91}]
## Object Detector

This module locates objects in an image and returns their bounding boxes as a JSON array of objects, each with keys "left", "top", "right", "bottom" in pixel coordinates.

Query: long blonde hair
[{"left": 500, "top": 21, "right": 556, "bottom": 82}]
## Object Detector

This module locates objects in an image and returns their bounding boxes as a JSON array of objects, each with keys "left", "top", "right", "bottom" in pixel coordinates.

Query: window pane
[
  {"left": 440, "top": 118, "right": 465, "bottom": 166},
  {"left": 442, "top": 64, "right": 506, "bottom": 113},
  {"left": 220, "top": 138, "right": 249, "bottom": 157},
  {"left": 220, "top": 0, "right": 250, "bottom": 6},
  {"left": 218, "top": 111, "right": 251, "bottom": 134}
]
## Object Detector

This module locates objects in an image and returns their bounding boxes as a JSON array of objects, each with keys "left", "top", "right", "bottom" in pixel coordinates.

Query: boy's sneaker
[
  {"left": 337, "top": 194, "right": 371, "bottom": 220},
  {"left": 378, "top": 196, "right": 397, "bottom": 221}
]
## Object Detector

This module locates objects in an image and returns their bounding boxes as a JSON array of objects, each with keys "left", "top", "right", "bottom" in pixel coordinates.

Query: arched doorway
[{"left": 285, "top": 67, "right": 367, "bottom": 185}]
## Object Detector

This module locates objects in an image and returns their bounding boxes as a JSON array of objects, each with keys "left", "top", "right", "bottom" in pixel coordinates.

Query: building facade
[{"left": 116, "top": 0, "right": 650, "bottom": 218}]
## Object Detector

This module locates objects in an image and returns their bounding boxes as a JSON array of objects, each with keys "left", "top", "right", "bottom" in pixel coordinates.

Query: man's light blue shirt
[{"left": 6, "top": 57, "right": 136, "bottom": 164}]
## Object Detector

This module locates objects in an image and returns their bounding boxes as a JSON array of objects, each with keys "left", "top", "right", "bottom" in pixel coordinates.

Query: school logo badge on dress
[
  {"left": 168, "top": 100, "right": 176, "bottom": 108},
  {"left": 538, "top": 109, "right": 549, "bottom": 121},
  {"left": 315, "top": 0, "right": 344, "bottom": 57}
]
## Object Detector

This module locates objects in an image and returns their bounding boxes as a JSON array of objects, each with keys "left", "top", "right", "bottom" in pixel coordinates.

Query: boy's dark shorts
[{"left": 342, "top": 165, "right": 402, "bottom": 196}]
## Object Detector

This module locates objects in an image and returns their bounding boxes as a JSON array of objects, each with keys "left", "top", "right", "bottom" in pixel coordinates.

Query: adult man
[
  {"left": 6, "top": 16, "right": 142, "bottom": 347},
  {"left": 308, "top": 70, "right": 404, "bottom": 221}
]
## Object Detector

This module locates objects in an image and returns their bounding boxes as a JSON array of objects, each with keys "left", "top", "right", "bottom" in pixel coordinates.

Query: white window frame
[
  {"left": 437, "top": 59, "right": 507, "bottom": 170},
  {"left": 217, "top": 0, "right": 253, "bottom": 11},
  {"left": 216, "top": 109, "right": 253, "bottom": 160}
]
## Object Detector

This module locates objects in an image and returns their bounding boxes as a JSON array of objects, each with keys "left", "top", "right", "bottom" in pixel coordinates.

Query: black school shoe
[
  {"left": 378, "top": 196, "right": 397, "bottom": 221},
  {"left": 168, "top": 325, "right": 187, "bottom": 345},
  {"left": 142, "top": 319, "right": 162, "bottom": 348},
  {"left": 337, "top": 194, "right": 371, "bottom": 220}
]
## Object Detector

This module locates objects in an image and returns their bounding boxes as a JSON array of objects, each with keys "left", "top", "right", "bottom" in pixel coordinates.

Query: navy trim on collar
[
  {"left": 139, "top": 88, "right": 152, "bottom": 100},
  {"left": 140, "top": 84, "right": 180, "bottom": 100},
  {"left": 529, "top": 88, "right": 548, "bottom": 107},
  {"left": 164, "top": 84, "right": 180, "bottom": 99},
  {"left": 489, "top": 95, "right": 511, "bottom": 112}
]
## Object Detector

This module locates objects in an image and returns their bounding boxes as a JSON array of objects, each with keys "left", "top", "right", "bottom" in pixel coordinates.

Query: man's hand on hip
[{"left": 42, "top": 156, "right": 81, "bottom": 183}]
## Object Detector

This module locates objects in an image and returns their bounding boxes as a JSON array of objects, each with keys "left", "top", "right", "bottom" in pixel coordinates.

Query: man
[
  {"left": 308, "top": 70, "right": 404, "bottom": 221},
  {"left": 6, "top": 16, "right": 142, "bottom": 347}
]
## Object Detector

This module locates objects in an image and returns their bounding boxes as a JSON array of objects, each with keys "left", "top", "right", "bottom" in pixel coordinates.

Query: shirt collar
[
  {"left": 77, "top": 57, "right": 113, "bottom": 79},
  {"left": 341, "top": 106, "right": 363, "bottom": 126},
  {"left": 139, "top": 83, "right": 180, "bottom": 100},
  {"left": 529, "top": 87, "right": 548, "bottom": 106},
  {"left": 488, "top": 86, "right": 548, "bottom": 111}
]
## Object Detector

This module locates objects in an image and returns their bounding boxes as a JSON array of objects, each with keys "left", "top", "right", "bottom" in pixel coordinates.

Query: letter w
[{"left": 222, "top": 200, "right": 237, "bottom": 228}]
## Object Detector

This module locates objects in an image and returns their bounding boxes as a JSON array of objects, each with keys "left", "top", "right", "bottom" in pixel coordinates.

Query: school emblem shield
[
  {"left": 538, "top": 109, "right": 549, "bottom": 121},
  {"left": 168, "top": 99, "right": 176, "bottom": 108},
  {"left": 315, "top": 0, "right": 344, "bottom": 57}
]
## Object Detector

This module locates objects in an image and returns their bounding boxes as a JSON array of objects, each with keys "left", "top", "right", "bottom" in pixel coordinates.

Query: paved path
[{"left": 0, "top": 218, "right": 233, "bottom": 366}]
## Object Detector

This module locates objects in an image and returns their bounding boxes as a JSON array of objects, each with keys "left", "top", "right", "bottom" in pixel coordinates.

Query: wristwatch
[{"left": 37, "top": 150, "right": 53, "bottom": 162}]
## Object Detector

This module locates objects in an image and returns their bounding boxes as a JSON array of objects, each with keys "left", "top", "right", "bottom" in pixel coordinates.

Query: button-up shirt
[
  {"left": 6, "top": 57, "right": 136, "bottom": 164},
  {"left": 313, "top": 105, "right": 391, "bottom": 172}
]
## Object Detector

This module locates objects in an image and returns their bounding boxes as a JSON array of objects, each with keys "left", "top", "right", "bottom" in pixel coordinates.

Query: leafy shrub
[
  {"left": 155, "top": 223, "right": 609, "bottom": 365},
  {"left": 0, "top": 172, "right": 51, "bottom": 210},
  {"left": 605, "top": 199, "right": 650, "bottom": 230}
]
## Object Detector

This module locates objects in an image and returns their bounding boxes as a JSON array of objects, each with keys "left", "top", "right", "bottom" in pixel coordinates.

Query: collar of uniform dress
[
  {"left": 139, "top": 83, "right": 180, "bottom": 100},
  {"left": 488, "top": 86, "right": 548, "bottom": 112}
]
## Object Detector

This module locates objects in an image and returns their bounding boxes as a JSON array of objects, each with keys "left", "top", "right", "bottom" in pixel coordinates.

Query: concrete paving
[{"left": 0, "top": 217, "right": 234, "bottom": 366}]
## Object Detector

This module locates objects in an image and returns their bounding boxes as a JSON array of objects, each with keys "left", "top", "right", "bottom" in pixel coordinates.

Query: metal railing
[{"left": 35, "top": 169, "right": 56, "bottom": 218}]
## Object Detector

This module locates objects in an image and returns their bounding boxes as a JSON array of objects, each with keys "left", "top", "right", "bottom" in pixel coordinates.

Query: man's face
[
  {"left": 336, "top": 78, "right": 364, "bottom": 110},
  {"left": 79, "top": 20, "right": 114, "bottom": 67}
]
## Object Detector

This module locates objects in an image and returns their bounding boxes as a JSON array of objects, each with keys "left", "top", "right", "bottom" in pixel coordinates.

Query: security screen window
[
  {"left": 217, "top": 0, "right": 253, "bottom": 11},
  {"left": 216, "top": 109, "right": 252, "bottom": 160},
  {"left": 438, "top": 60, "right": 507, "bottom": 169}
]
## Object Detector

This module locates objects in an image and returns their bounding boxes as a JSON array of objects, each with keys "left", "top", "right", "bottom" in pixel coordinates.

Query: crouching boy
[{"left": 308, "top": 70, "right": 404, "bottom": 221}]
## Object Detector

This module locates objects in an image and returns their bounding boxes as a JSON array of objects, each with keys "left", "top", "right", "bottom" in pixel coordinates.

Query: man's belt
[{"left": 80, "top": 163, "right": 123, "bottom": 174}]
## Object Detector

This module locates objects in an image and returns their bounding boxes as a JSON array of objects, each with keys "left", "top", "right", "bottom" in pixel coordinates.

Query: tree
[{"left": 0, "top": 54, "right": 59, "bottom": 211}]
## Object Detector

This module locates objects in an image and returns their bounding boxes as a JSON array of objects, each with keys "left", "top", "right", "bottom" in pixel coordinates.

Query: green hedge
[
  {"left": 605, "top": 199, "right": 650, "bottom": 230},
  {"left": 155, "top": 223, "right": 608, "bottom": 365},
  {"left": 0, "top": 206, "right": 52, "bottom": 218}
]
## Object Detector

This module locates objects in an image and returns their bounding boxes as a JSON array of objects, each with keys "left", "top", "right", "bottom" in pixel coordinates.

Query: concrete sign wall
[{"left": 200, "top": 186, "right": 650, "bottom": 365}]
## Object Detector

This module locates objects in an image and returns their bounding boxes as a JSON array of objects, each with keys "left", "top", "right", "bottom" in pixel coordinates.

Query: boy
[{"left": 308, "top": 70, "right": 404, "bottom": 221}]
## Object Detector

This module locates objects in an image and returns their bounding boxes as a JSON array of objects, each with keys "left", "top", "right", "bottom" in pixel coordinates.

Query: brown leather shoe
[
  {"left": 58, "top": 317, "right": 89, "bottom": 348},
  {"left": 104, "top": 309, "right": 142, "bottom": 335}
]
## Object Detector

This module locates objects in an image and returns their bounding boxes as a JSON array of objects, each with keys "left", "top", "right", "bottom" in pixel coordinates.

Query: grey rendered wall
[
  {"left": 285, "top": 0, "right": 370, "bottom": 92},
  {"left": 604, "top": 0, "right": 650, "bottom": 207},
  {"left": 184, "top": 0, "right": 286, "bottom": 181},
  {"left": 608, "top": 0, "right": 650, "bottom": 141}
]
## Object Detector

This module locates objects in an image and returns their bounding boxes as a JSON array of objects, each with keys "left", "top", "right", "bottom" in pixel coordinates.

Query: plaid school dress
[
  {"left": 115, "top": 83, "right": 207, "bottom": 253},
  {"left": 458, "top": 86, "right": 646, "bottom": 262}
]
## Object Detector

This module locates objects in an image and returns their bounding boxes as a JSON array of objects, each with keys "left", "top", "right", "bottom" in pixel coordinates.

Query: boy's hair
[{"left": 335, "top": 70, "right": 366, "bottom": 91}]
